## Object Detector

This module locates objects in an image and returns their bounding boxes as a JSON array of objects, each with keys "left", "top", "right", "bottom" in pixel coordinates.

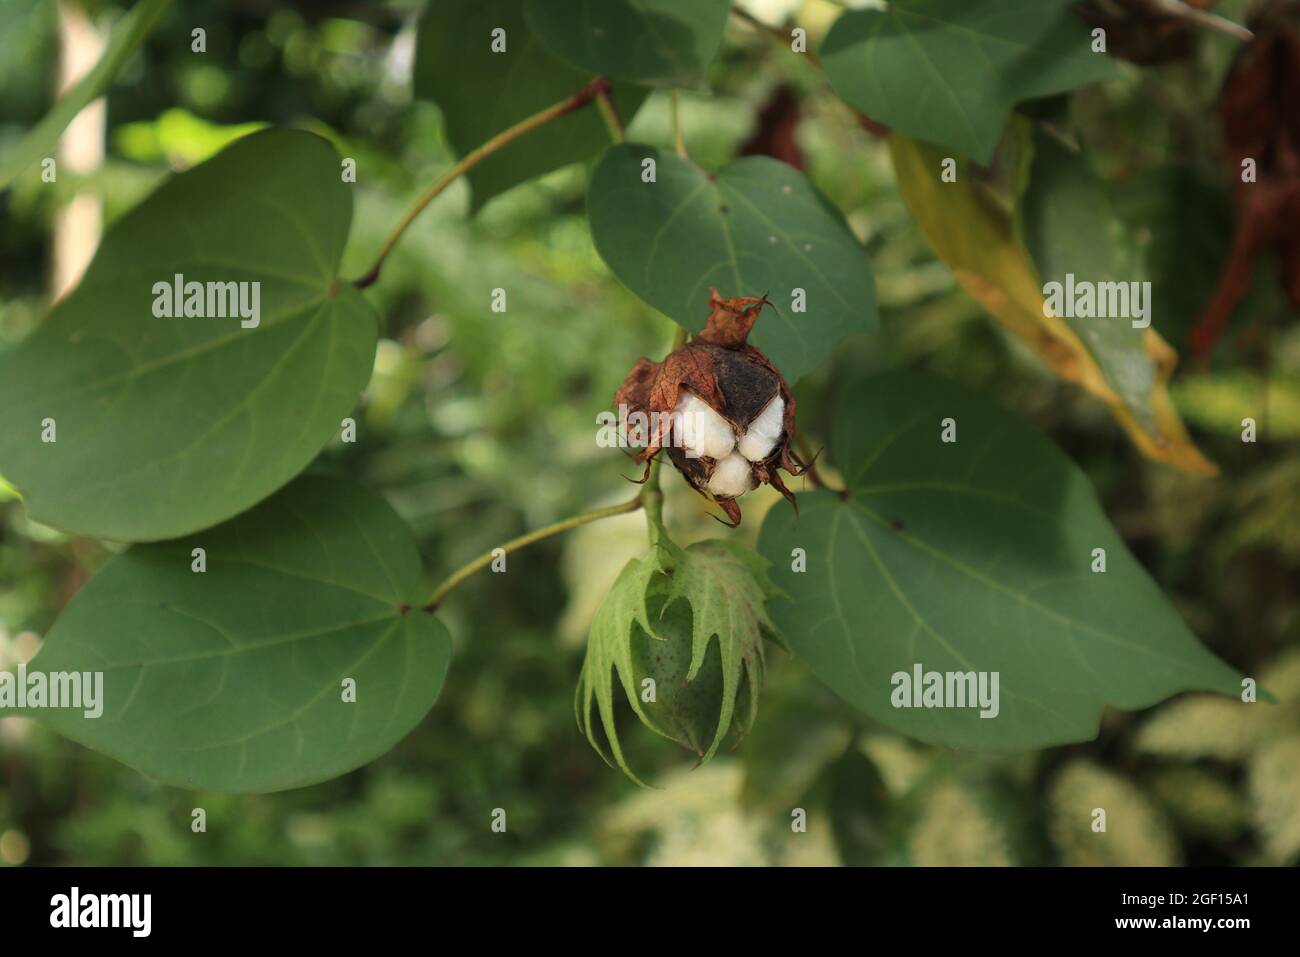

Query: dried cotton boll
[
  {"left": 707, "top": 452, "right": 756, "bottom": 498},
  {"left": 737, "top": 395, "right": 785, "bottom": 462},
  {"left": 674, "top": 393, "right": 736, "bottom": 461},
  {"left": 613, "top": 288, "right": 811, "bottom": 527}
]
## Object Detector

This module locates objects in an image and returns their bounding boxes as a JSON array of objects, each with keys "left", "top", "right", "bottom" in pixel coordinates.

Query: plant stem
[
  {"left": 355, "top": 76, "right": 611, "bottom": 290},
  {"left": 731, "top": 7, "right": 822, "bottom": 69},
  {"left": 642, "top": 323, "right": 687, "bottom": 546},
  {"left": 671, "top": 89, "right": 688, "bottom": 159},
  {"left": 423, "top": 494, "right": 643, "bottom": 612},
  {"left": 642, "top": 457, "right": 665, "bottom": 547},
  {"left": 595, "top": 85, "right": 625, "bottom": 142},
  {"left": 1149, "top": 0, "right": 1252, "bottom": 40}
]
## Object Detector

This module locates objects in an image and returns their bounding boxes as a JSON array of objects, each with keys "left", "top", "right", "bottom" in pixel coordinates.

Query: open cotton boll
[
  {"left": 737, "top": 395, "right": 785, "bottom": 462},
  {"left": 673, "top": 393, "right": 735, "bottom": 460},
  {"left": 613, "top": 290, "right": 806, "bottom": 529},
  {"left": 706, "top": 452, "right": 756, "bottom": 498}
]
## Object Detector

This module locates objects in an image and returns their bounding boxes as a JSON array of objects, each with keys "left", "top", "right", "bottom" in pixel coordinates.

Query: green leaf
[
  {"left": 757, "top": 372, "right": 1242, "bottom": 750},
  {"left": 822, "top": 747, "right": 895, "bottom": 866},
  {"left": 414, "top": 0, "right": 647, "bottom": 210},
  {"left": 587, "top": 143, "right": 877, "bottom": 382},
  {"left": 113, "top": 107, "right": 269, "bottom": 168},
  {"left": 575, "top": 539, "right": 778, "bottom": 782},
  {"left": 523, "top": 0, "right": 730, "bottom": 85},
  {"left": 0, "top": 129, "right": 377, "bottom": 542},
  {"left": 0, "top": 0, "right": 173, "bottom": 190},
  {"left": 821, "top": 0, "right": 1118, "bottom": 163},
  {"left": 12, "top": 476, "right": 451, "bottom": 793},
  {"left": 1018, "top": 130, "right": 1164, "bottom": 443}
]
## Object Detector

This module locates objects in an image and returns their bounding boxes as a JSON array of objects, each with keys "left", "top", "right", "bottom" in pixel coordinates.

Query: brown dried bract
[
  {"left": 1191, "top": 0, "right": 1300, "bottom": 357},
  {"left": 738, "top": 85, "right": 806, "bottom": 171},
  {"left": 1079, "top": 0, "right": 1217, "bottom": 65},
  {"left": 613, "top": 289, "right": 809, "bottom": 527}
]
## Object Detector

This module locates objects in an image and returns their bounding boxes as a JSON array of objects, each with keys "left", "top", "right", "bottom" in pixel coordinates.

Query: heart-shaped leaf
[
  {"left": 415, "top": 0, "right": 647, "bottom": 209},
  {"left": 587, "top": 143, "right": 877, "bottom": 382},
  {"left": 523, "top": 0, "right": 730, "bottom": 85},
  {"left": 821, "top": 0, "right": 1119, "bottom": 163},
  {"left": 11, "top": 476, "right": 451, "bottom": 793},
  {"left": 758, "top": 372, "right": 1241, "bottom": 750},
  {"left": 0, "top": 129, "right": 378, "bottom": 541}
]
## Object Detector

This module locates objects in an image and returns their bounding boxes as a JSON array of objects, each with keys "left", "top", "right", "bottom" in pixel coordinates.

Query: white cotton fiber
[
  {"left": 737, "top": 395, "right": 784, "bottom": 462},
  {"left": 706, "top": 452, "right": 756, "bottom": 498},
  {"left": 673, "top": 393, "right": 735, "bottom": 460}
]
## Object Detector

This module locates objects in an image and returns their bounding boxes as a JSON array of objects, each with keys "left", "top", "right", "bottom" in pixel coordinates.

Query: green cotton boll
[
  {"left": 630, "top": 586, "right": 748, "bottom": 757},
  {"left": 574, "top": 539, "right": 777, "bottom": 785}
]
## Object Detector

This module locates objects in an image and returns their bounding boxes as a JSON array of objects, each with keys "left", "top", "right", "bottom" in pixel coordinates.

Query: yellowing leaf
[{"left": 888, "top": 134, "right": 1214, "bottom": 475}]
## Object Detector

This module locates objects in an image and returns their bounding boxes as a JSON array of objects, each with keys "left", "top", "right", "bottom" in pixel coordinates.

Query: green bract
[{"left": 575, "top": 538, "right": 781, "bottom": 785}]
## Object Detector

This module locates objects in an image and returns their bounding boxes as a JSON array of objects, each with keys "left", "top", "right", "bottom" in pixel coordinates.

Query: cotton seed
[
  {"left": 737, "top": 395, "right": 785, "bottom": 462},
  {"left": 706, "top": 452, "right": 756, "bottom": 498},
  {"left": 673, "top": 393, "right": 735, "bottom": 460}
]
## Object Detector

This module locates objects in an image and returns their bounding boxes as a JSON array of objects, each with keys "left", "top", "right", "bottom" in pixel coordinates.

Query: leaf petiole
[
  {"left": 355, "top": 75, "right": 613, "bottom": 290},
  {"left": 595, "top": 85, "right": 626, "bottom": 143},
  {"left": 670, "top": 90, "right": 688, "bottom": 159},
  {"left": 425, "top": 328, "right": 688, "bottom": 610},
  {"left": 423, "top": 494, "right": 644, "bottom": 612}
]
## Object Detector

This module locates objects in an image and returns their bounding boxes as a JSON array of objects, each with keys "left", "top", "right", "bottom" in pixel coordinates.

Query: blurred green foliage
[{"left": 0, "top": 0, "right": 1296, "bottom": 866}]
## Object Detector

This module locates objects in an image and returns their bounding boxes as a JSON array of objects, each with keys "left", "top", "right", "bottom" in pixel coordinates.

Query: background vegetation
[{"left": 1, "top": 0, "right": 1296, "bottom": 866}]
